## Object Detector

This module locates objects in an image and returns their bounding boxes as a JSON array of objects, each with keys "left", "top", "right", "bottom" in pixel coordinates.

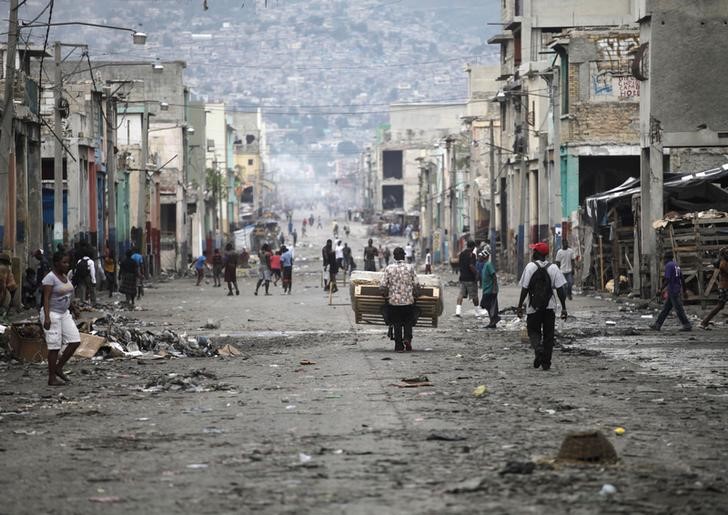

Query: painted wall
[{"left": 640, "top": 0, "right": 728, "bottom": 145}]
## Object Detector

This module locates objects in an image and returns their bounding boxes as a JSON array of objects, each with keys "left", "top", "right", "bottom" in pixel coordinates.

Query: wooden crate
[
  {"left": 349, "top": 271, "right": 444, "bottom": 327},
  {"left": 658, "top": 213, "right": 728, "bottom": 304}
]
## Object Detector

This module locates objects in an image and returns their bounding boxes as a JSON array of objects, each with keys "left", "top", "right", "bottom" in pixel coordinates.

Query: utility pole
[
  {"left": 517, "top": 91, "right": 529, "bottom": 277},
  {"left": 138, "top": 101, "right": 148, "bottom": 253},
  {"left": 0, "top": 0, "right": 18, "bottom": 248},
  {"left": 489, "top": 119, "right": 497, "bottom": 268},
  {"left": 551, "top": 68, "right": 562, "bottom": 249},
  {"left": 52, "top": 41, "right": 64, "bottom": 248},
  {"left": 105, "top": 87, "right": 117, "bottom": 258}
]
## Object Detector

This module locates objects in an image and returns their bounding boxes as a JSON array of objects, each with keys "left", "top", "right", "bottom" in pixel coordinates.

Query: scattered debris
[
  {"left": 472, "top": 385, "right": 488, "bottom": 397},
  {"left": 499, "top": 461, "right": 535, "bottom": 475},
  {"left": 426, "top": 432, "right": 467, "bottom": 442},
  {"left": 556, "top": 430, "right": 618, "bottom": 464},
  {"left": 299, "top": 359, "right": 316, "bottom": 366},
  {"left": 614, "top": 427, "right": 626, "bottom": 436},
  {"left": 298, "top": 452, "right": 312, "bottom": 464},
  {"left": 75, "top": 333, "right": 108, "bottom": 359},
  {"left": 88, "top": 496, "right": 124, "bottom": 504},
  {"left": 391, "top": 375, "right": 432, "bottom": 388},
  {"left": 142, "top": 369, "right": 233, "bottom": 393},
  {"left": 203, "top": 319, "right": 220, "bottom": 329},
  {"left": 444, "top": 477, "right": 487, "bottom": 494},
  {"left": 217, "top": 344, "right": 242, "bottom": 357},
  {"left": 599, "top": 484, "right": 617, "bottom": 496}
]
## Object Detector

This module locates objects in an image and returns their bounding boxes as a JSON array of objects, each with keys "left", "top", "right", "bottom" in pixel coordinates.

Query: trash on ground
[
  {"left": 75, "top": 333, "right": 108, "bottom": 359},
  {"left": 444, "top": 477, "right": 486, "bottom": 494},
  {"left": 426, "top": 432, "right": 467, "bottom": 442},
  {"left": 299, "top": 359, "right": 316, "bottom": 365},
  {"left": 499, "top": 461, "right": 535, "bottom": 475},
  {"left": 298, "top": 452, "right": 312, "bottom": 464},
  {"left": 556, "top": 430, "right": 618, "bottom": 464},
  {"left": 599, "top": 484, "right": 617, "bottom": 496},
  {"left": 391, "top": 375, "right": 432, "bottom": 388},
  {"left": 88, "top": 496, "right": 124, "bottom": 504},
  {"left": 203, "top": 319, "right": 220, "bottom": 329},
  {"left": 614, "top": 426, "right": 626, "bottom": 436},
  {"left": 472, "top": 385, "right": 488, "bottom": 397},
  {"left": 216, "top": 344, "right": 241, "bottom": 357}
]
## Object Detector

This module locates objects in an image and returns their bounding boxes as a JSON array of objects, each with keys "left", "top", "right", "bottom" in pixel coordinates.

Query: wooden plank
[{"left": 705, "top": 268, "right": 719, "bottom": 296}]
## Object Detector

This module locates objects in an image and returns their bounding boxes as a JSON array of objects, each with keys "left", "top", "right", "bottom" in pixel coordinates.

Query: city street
[{"left": 1, "top": 216, "right": 727, "bottom": 514}]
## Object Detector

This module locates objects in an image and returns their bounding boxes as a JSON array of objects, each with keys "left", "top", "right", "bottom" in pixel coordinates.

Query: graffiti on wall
[{"left": 590, "top": 35, "right": 640, "bottom": 101}]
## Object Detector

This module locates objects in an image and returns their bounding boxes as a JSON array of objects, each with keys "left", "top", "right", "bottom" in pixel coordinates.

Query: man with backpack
[
  {"left": 73, "top": 250, "right": 96, "bottom": 306},
  {"left": 455, "top": 241, "right": 479, "bottom": 317},
  {"left": 516, "top": 242, "right": 568, "bottom": 371}
]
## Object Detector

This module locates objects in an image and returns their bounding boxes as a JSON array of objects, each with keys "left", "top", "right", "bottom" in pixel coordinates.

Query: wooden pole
[
  {"left": 328, "top": 272, "right": 334, "bottom": 306},
  {"left": 599, "top": 234, "right": 605, "bottom": 291}
]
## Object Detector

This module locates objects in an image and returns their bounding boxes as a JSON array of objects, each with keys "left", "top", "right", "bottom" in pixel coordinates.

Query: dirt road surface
[{"left": 1, "top": 215, "right": 727, "bottom": 514}]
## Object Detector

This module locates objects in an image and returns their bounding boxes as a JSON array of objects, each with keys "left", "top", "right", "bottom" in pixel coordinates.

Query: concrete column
[
  {"left": 176, "top": 176, "right": 186, "bottom": 271},
  {"left": 67, "top": 144, "right": 81, "bottom": 244},
  {"left": 537, "top": 133, "right": 549, "bottom": 244},
  {"left": 27, "top": 140, "right": 42, "bottom": 253},
  {"left": 15, "top": 135, "right": 28, "bottom": 268}
]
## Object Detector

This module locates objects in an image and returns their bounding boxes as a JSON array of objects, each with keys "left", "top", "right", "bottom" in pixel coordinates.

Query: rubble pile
[
  {"left": 91, "top": 314, "right": 216, "bottom": 358},
  {"left": 142, "top": 368, "right": 235, "bottom": 393}
]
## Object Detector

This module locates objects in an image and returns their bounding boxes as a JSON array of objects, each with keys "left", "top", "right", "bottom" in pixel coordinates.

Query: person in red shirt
[{"left": 270, "top": 250, "right": 282, "bottom": 286}]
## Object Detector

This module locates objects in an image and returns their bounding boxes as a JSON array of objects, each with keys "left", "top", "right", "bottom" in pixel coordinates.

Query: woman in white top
[{"left": 41, "top": 251, "right": 81, "bottom": 386}]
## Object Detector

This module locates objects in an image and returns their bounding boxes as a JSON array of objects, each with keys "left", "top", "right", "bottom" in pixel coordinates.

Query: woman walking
[
  {"left": 223, "top": 243, "right": 240, "bottom": 296},
  {"left": 103, "top": 247, "right": 116, "bottom": 298},
  {"left": 211, "top": 248, "right": 223, "bottom": 287},
  {"left": 40, "top": 251, "right": 81, "bottom": 386},
  {"left": 118, "top": 250, "right": 139, "bottom": 306}
]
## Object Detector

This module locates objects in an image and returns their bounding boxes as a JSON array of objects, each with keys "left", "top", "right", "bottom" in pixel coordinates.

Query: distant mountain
[{"left": 19, "top": 0, "right": 500, "bottom": 171}]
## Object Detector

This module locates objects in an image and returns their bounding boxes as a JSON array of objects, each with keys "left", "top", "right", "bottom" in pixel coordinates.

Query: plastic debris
[
  {"left": 391, "top": 376, "right": 432, "bottom": 388},
  {"left": 472, "top": 385, "right": 488, "bottom": 397},
  {"left": 298, "top": 452, "right": 312, "bottom": 464},
  {"left": 614, "top": 427, "right": 626, "bottom": 436},
  {"left": 88, "top": 496, "right": 124, "bottom": 504},
  {"left": 187, "top": 463, "right": 208, "bottom": 469},
  {"left": 599, "top": 484, "right": 617, "bottom": 496},
  {"left": 426, "top": 432, "right": 467, "bottom": 442},
  {"left": 299, "top": 359, "right": 316, "bottom": 365}
]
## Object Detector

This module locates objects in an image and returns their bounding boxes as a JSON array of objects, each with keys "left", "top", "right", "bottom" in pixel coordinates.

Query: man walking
[
  {"left": 404, "top": 242, "right": 414, "bottom": 264},
  {"left": 555, "top": 239, "right": 576, "bottom": 300},
  {"left": 424, "top": 248, "right": 432, "bottom": 274},
  {"left": 480, "top": 249, "right": 501, "bottom": 328},
  {"left": 322, "top": 239, "right": 338, "bottom": 292},
  {"left": 455, "top": 241, "right": 479, "bottom": 317},
  {"left": 517, "top": 242, "right": 568, "bottom": 371},
  {"left": 280, "top": 245, "right": 294, "bottom": 294},
  {"left": 254, "top": 243, "right": 273, "bottom": 296},
  {"left": 380, "top": 247, "right": 419, "bottom": 352},
  {"left": 363, "top": 239, "right": 379, "bottom": 272},
  {"left": 700, "top": 247, "right": 728, "bottom": 329},
  {"left": 650, "top": 250, "right": 692, "bottom": 331},
  {"left": 73, "top": 250, "right": 96, "bottom": 306}
]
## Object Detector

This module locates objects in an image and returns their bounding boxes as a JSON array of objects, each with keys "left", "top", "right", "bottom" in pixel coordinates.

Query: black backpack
[
  {"left": 73, "top": 258, "right": 90, "bottom": 286},
  {"left": 527, "top": 263, "right": 554, "bottom": 311}
]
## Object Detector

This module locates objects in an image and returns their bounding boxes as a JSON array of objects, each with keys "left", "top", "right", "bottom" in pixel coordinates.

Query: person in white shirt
[
  {"left": 424, "top": 248, "right": 432, "bottom": 274},
  {"left": 74, "top": 251, "right": 96, "bottom": 306},
  {"left": 404, "top": 242, "right": 414, "bottom": 264},
  {"left": 517, "top": 242, "right": 568, "bottom": 371},
  {"left": 335, "top": 240, "right": 345, "bottom": 270},
  {"left": 555, "top": 240, "right": 576, "bottom": 300}
]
